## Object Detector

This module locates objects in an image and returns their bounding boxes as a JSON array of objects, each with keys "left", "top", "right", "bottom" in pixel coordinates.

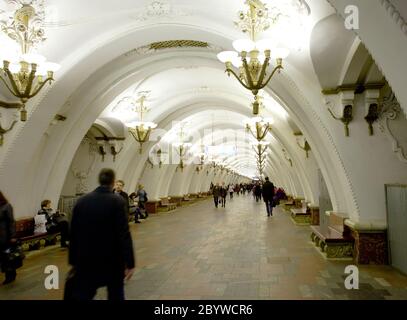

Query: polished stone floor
[{"left": 1, "top": 195, "right": 407, "bottom": 300}]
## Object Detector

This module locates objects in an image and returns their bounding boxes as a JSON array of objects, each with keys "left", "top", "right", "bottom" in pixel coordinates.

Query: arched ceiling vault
[{"left": 0, "top": 2, "right": 376, "bottom": 220}]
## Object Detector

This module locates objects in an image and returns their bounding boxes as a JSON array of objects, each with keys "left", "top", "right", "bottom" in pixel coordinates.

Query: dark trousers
[
  {"left": 221, "top": 197, "right": 226, "bottom": 207},
  {"left": 64, "top": 272, "right": 125, "bottom": 301},
  {"left": 264, "top": 199, "right": 273, "bottom": 216},
  {"left": 214, "top": 197, "right": 219, "bottom": 207},
  {"left": 138, "top": 201, "right": 146, "bottom": 210},
  {"left": 48, "top": 220, "right": 69, "bottom": 246},
  {"left": 0, "top": 248, "right": 17, "bottom": 282},
  {"left": 229, "top": 192, "right": 233, "bottom": 199}
]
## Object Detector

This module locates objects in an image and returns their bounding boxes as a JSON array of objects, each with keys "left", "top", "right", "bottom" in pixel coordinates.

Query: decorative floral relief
[
  {"left": 380, "top": 0, "right": 407, "bottom": 35},
  {"left": 379, "top": 92, "right": 407, "bottom": 163},
  {"left": 130, "top": 0, "right": 192, "bottom": 21}
]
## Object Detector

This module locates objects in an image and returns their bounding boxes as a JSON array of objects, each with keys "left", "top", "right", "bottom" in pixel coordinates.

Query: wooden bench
[
  {"left": 182, "top": 195, "right": 195, "bottom": 205},
  {"left": 158, "top": 198, "right": 177, "bottom": 212},
  {"left": 310, "top": 212, "right": 354, "bottom": 259},
  {"left": 282, "top": 198, "right": 295, "bottom": 211},
  {"left": 145, "top": 201, "right": 159, "bottom": 214},
  {"left": 293, "top": 198, "right": 305, "bottom": 208},
  {"left": 291, "top": 207, "right": 311, "bottom": 225},
  {"left": 15, "top": 218, "right": 61, "bottom": 252}
]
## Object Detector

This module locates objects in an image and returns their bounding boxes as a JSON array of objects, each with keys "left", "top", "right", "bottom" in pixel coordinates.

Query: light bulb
[
  {"left": 231, "top": 57, "right": 243, "bottom": 68},
  {"left": 263, "top": 117, "right": 274, "bottom": 125},
  {"left": 8, "top": 62, "right": 21, "bottom": 73},
  {"left": 256, "top": 39, "right": 275, "bottom": 52},
  {"left": 217, "top": 51, "right": 238, "bottom": 63},
  {"left": 233, "top": 39, "right": 255, "bottom": 53},
  {"left": 21, "top": 53, "right": 46, "bottom": 65}
]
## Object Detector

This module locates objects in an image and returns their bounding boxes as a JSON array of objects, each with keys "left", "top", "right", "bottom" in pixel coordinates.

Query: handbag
[{"left": 1, "top": 243, "right": 25, "bottom": 271}]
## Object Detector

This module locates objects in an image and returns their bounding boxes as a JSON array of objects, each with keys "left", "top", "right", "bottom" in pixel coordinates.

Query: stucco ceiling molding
[
  {"left": 379, "top": 92, "right": 407, "bottom": 163},
  {"left": 380, "top": 0, "right": 407, "bottom": 35},
  {"left": 129, "top": 0, "right": 195, "bottom": 22}
]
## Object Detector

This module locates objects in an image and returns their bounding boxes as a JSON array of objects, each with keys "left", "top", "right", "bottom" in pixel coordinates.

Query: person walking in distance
[
  {"left": 262, "top": 177, "right": 275, "bottom": 217},
  {"left": 228, "top": 184, "right": 234, "bottom": 200},
  {"left": 64, "top": 169, "right": 135, "bottom": 300},
  {"left": 135, "top": 184, "right": 148, "bottom": 213},
  {"left": 254, "top": 183, "right": 262, "bottom": 202},
  {"left": 212, "top": 183, "right": 221, "bottom": 208},
  {"left": 220, "top": 182, "right": 228, "bottom": 208},
  {"left": 114, "top": 180, "right": 130, "bottom": 219}
]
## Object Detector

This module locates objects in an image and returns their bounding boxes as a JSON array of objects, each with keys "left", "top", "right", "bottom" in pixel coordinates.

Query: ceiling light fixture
[
  {"left": 128, "top": 93, "right": 157, "bottom": 153},
  {"left": 217, "top": 0, "right": 290, "bottom": 115},
  {"left": 0, "top": 2, "right": 60, "bottom": 121}
]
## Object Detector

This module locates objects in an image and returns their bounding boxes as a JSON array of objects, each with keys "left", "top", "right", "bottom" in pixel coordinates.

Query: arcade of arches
[{"left": 0, "top": 0, "right": 407, "bottom": 299}]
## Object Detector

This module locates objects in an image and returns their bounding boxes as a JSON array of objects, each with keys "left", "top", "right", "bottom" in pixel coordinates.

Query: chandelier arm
[
  {"left": 259, "top": 65, "right": 283, "bottom": 90},
  {"left": 28, "top": 77, "right": 53, "bottom": 99},
  {"left": 0, "top": 100, "right": 23, "bottom": 108},
  {"left": 248, "top": 128, "right": 257, "bottom": 140},
  {"left": 242, "top": 58, "right": 255, "bottom": 88},
  {"left": 260, "top": 125, "right": 272, "bottom": 140},
  {"left": 23, "top": 68, "right": 38, "bottom": 97},
  {"left": 227, "top": 68, "right": 252, "bottom": 91},
  {"left": 256, "top": 57, "right": 271, "bottom": 89},
  {"left": 136, "top": 128, "right": 143, "bottom": 142},
  {"left": 0, "top": 72, "right": 20, "bottom": 97},
  {"left": 258, "top": 128, "right": 268, "bottom": 141}
]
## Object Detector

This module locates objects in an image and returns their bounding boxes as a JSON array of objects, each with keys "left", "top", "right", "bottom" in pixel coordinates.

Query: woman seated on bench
[
  {"left": 129, "top": 193, "right": 147, "bottom": 224},
  {"left": 37, "top": 200, "right": 69, "bottom": 248}
]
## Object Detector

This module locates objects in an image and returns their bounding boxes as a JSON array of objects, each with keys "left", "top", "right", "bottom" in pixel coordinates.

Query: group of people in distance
[
  {"left": 113, "top": 180, "right": 149, "bottom": 224},
  {"left": 210, "top": 178, "right": 287, "bottom": 217}
]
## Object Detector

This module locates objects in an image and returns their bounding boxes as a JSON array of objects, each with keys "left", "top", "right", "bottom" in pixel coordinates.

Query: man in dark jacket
[
  {"left": 212, "top": 183, "right": 221, "bottom": 208},
  {"left": 65, "top": 169, "right": 135, "bottom": 300},
  {"left": 262, "top": 177, "right": 275, "bottom": 217},
  {"left": 0, "top": 191, "right": 17, "bottom": 284}
]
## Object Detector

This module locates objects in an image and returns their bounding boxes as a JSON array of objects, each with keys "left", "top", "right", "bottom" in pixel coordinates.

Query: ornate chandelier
[
  {"left": 173, "top": 125, "right": 192, "bottom": 172},
  {"left": 217, "top": 0, "right": 290, "bottom": 115},
  {"left": 194, "top": 150, "right": 206, "bottom": 173},
  {"left": 245, "top": 116, "right": 273, "bottom": 141},
  {"left": 253, "top": 141, "right": 269, "bottom": 176},
  {"left": 0, "top": 2, "right": 60, "bottom": 121},
  {"left": 128, "top": 94, "right": 157, "bottom": 153}
]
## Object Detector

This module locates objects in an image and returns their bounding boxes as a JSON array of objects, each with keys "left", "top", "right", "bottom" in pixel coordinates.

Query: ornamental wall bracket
[
  {"left": 97, "top": 142, "right": 107, "bottom": 162},
  {"left": 378, "top": 92, "right": 407, "bottom": 163},
  {"left": 0, "top": 118, "right": 17, "bottom": 146},
  {"left": 110, "top": 144, "right": 123, "bottom": 162},
  {"left": 326, "top": 91, "right": 355, "bottom": 137},
  {"left": 146, "top": 158, "right": 154, "bottom": 169},
  {"left": 95, "top": 136, "right": 125, "bottom": 162},
  {"left": 296, "top": 140, "right": 311, "bottom": 158},
  {"left": 365, "top": 103, "right": 380, "bottom": 136},
  {"left": 364, "top": 89, "right": 381, "bottom": 136},
  {"left": 328, "top": 104, "right": 353, "bottom": 137},
  {"left": 0, "top": 101, "right": 22, "bottom": 141},
  {"left": 282, "top": 149, "right": 293, "bottom": 167}
]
